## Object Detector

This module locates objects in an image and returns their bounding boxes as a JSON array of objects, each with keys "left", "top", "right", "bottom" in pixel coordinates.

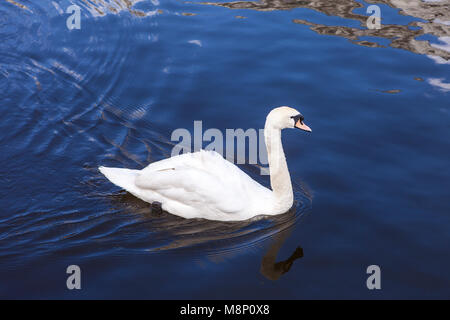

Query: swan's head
[{"left": 266, "top": 106, "right": 312, "bottom": 132}]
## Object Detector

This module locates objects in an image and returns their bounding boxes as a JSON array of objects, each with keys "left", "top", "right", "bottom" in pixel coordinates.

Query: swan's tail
[{"left": 99, "top": 166, "right": 141, "bottom": 195}]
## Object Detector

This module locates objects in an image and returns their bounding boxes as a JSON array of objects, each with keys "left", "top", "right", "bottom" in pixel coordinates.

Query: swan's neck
[{"left": 264, "top": 123, "right": 294, "bottom": 210}]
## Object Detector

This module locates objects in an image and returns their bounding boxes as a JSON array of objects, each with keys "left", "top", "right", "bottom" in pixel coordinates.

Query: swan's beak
[{"left": 295, "top": 120, "right": 312, "bottom": 132}]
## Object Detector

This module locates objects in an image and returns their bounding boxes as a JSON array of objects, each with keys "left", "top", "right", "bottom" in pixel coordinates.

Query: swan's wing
[{"left": 135, "top": 151, "right": 256, "bottom": 216}]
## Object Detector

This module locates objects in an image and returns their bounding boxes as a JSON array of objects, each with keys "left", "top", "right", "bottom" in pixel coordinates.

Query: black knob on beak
[{"left": 291, "top": 114, "right": 304, "bottom": 125}]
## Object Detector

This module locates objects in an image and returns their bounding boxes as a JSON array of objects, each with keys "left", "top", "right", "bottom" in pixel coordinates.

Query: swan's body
[
  {"left": 99, "top": 106, "right": 311, "bottom": 221},
  {"left": 100, "top": 150, "right": 275, "bottom": 221}
]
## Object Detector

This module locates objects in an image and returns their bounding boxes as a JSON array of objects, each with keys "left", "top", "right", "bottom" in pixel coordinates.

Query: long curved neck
[{"left": 264, "top": 121, "right": 294, "bottom": 208}]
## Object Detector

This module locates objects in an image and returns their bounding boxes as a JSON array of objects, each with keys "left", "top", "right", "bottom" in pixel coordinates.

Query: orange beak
[{"left": 295, "top": 119, "right": 312, "bottom": 132}]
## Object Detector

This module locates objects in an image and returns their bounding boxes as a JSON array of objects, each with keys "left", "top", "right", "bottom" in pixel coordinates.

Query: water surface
[{"left": 0, "top": 0, "right": 449, "bottom": 299}]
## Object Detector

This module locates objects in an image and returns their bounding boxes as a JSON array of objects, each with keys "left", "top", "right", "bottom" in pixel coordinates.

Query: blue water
[{"left": 0, "top": 0, "right": 449, "bottom": 299}]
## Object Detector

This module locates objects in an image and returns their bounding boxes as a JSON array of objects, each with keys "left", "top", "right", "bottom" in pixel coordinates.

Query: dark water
[{"left": 0, "top": 0, "right": 449, "bottom": 299}]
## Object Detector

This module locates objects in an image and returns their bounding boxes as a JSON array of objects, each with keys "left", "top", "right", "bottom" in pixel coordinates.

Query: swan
[{"left": 99, "top": 106, "right": 311, "bottom": 221}]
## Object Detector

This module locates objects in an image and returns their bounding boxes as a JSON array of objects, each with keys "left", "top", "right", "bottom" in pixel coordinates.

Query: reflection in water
[
  {"left": 1, "top": 0, "right": 448, "bottom": 299},
  {"left": 260, "top": 227, "right": 303, "bottom": 281},
  {"left": 107, "top": 187, "right": 308, "bottom": 280},
  {"left": 428, "top": 77, "right": 450, "bottom": 92},
  {"left": 7, "top": 0, "right": 162, "bottom": 17},
  {"left": 4, "top": 0, "right": 31, "bottom": 12},
  {"left": 103, "top": 190, "right": 308, "bottom": 281},
  {"left": 77, "top": 0, "right": 160, "bottom": 17},
  {"left": 106, "top": 190, "right": 309, "bottom": 255},
  {"left": 200, "top": 0, "right": 450, "bottom": 61}
]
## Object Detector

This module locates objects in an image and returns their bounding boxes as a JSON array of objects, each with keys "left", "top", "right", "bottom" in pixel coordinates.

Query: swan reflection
[
  {"left": 104, "top": 190, "right": 308, "bottom": 272},
  {"left": 260, "top": 227, "right": 303, "bottom": 281}
]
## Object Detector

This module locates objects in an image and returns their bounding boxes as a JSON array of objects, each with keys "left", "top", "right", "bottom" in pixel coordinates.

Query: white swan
[{"left": 99, "top": 106, "right": 311, "bottom": 221}]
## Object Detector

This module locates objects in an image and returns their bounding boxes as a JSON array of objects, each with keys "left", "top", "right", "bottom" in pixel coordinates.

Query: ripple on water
[
  {"left": 0, "top": 0, "right": 313, "bottom": 269},
  {"left": 92, "top": 182, "right": 312, "bottom": 258},
  {"left": 0, "top": 0, "right": 163, "bottom": 163},
  {"left": 0, "top": 170, "right": 312, "bottom": 264}
]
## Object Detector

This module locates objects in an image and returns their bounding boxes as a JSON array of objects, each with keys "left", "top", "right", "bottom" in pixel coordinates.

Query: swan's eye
[{"left": 291, "top": 114, "right": 304, "bottom": 124}]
